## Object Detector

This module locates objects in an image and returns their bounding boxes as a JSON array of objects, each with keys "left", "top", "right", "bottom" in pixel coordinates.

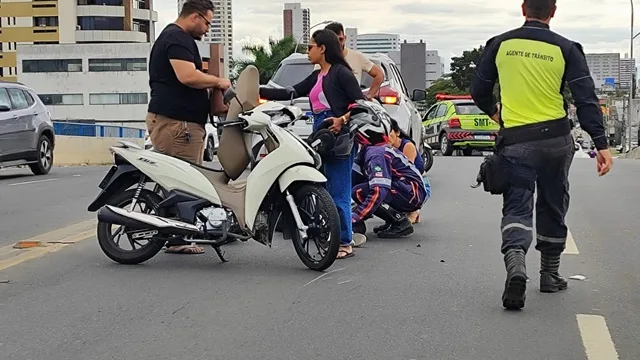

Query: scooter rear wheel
[
  {"left": 97, "top": 189, "right": 167, "bottom": 265},
  {"left": 289, "top": 184, "right": 341, "bottom": 271}
]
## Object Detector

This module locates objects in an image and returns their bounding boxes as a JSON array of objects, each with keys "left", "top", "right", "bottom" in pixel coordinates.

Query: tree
[
  {"left": 230, "top": 36, "right": 305, "bottom": 84},
  {"left": 449, "top": 46, "right": 485, "bottom": 91},
  {"left": 424, "top": 77, "right": 465, "bottom": 107}
]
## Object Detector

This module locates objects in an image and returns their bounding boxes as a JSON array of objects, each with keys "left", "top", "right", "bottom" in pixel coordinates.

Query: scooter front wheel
[{"left": 288, "top": 184, "right": 341, "bottom": 271}]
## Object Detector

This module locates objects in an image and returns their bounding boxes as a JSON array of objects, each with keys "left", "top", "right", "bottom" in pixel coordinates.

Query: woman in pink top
[{"left": 260, "top": 29, "right": 365, "bottom": 259}]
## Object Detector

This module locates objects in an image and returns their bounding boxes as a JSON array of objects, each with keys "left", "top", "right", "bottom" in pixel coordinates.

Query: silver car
[
  {"left": 261, "top": 52, "right": 426, "bottom": 146},
  {"left": 0, "top": 82, "right": 55, "bottom": 175}
]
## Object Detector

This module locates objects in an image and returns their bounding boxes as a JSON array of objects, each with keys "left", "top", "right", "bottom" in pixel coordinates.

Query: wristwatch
[{"left": 340, "top": 115, "right": 347, "bottom": 124}]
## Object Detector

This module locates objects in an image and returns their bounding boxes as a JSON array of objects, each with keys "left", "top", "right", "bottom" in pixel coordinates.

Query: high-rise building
[
  {"left": 357, "top": 33, "right": 400, "bottom": 55},
  {"left": 283, "top": 3, "right": 310, "bottom": 45},
  {"left": 585, "top": 53, "right": 621, "bottom": 90},
  {"left": 178, "top": 0, "right": 233, "bottom": 77},
  {"left": 620, "top": 54, "right": 636, "bottom": 90},
  {"left": 388, "top": 41, "right": 443, "bottom": 88},
  {"left": 345, "top": 27, "right": 358, "bottom": 51},
  {"left": 0, "top": 0, "right": 158, "bottom": 82}
]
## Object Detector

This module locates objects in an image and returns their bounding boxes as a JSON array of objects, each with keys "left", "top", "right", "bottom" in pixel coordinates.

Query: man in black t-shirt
[{"left": 146, "top": 0, "right": 230, "bottom": 254}]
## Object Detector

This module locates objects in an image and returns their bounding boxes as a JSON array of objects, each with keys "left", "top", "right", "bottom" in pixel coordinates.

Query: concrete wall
[{"left": 53, "top": 136, "right": 144, "bottom": 166}]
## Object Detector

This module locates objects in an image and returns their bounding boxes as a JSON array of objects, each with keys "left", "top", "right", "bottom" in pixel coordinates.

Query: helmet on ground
[{"left": 347, "top": 99, "right": 392, "bottom": 146}]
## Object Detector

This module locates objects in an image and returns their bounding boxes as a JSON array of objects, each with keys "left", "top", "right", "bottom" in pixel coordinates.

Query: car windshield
[
  {"left": 271, "top": 62, "right": 315, "bottom": 87},
  {"left": 454, "top": 103, "right": 486, "bottom": 115},
  {"left": 361, "top": 60, "right": 387, "bottom": 89}
]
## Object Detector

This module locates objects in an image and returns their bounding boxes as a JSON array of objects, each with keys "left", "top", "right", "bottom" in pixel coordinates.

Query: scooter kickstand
[{"left": 213, "top": 246, "right": 228, "bottom": 262}]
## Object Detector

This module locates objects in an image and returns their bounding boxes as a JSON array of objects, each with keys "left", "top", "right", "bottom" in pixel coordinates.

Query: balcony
[
  {"left": 75, "top": 30, "right": 147, "bottom": 43},
  {"left": 76, "top": 5, "right": 125, "bottom": 17}
]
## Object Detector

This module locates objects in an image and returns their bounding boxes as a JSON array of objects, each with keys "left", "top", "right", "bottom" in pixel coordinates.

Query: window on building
[
  {"left": 133, "top": 0, "right": 149, "bottom": 9},
  {"left": 77, "top": 0, "right": 124, "bottom": 5},
  {"left": 88, "top": 58, "right": 147, "bottom": 72},
  {"left": 89, "top": 93, "right": 148, "bottom": 105},
  {"left": 38, "top": 94, "right": 84, "bottom": 105},
  {"left": 22, "top": 59, "right": 82, "bottom": 73},
  {"left": 7, "top": 88, "right": 29, "bottom": 109},
  {"left": 77, "top": 16, "right": 124, "bottom": 31},
  {"left": 33, "top": 16, "right": 58, "bottom": 27}
]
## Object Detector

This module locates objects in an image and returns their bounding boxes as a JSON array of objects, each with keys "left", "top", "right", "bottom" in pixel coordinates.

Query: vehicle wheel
[
  {"left": 440, "top": 134, "right": 454, "bottom": 156},
  {"left": 289, "top": 184, "right": 341, "bottom": 271},
  {"left": 97, "top": 189, "right": 167, "bottom": 265},
  {"left": 203, "top": 137, "right": 215, "bottom": 162},
  {"left": 30, "top": 135, "right": 53, "bottom": 175},
  {"left": 422, "top": 147, "right": 434, "bottom": 173}
]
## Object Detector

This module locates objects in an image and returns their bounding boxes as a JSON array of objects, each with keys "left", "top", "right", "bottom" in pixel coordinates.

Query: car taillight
[
  {"left": 448, "top": 117, "right": 461, "bottom": 128},
  {"left": 259, "top": 98, "right": 267, "bottom": 104},
  {"left": 376, "top": 86, "right": 399, "bottom": 105}
]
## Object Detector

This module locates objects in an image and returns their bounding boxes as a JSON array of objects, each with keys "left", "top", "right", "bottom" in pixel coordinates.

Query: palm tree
[{"left": 230, "top": 36, "right": 306, "bottom": 84}]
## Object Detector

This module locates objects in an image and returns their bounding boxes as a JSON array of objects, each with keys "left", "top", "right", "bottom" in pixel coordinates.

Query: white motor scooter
[{"left": 87, "top": 65, "right": 341, "bottom": 271}]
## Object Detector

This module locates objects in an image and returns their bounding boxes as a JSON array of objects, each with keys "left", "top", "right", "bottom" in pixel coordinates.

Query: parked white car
[{"left": 144, "top": 122, "right": 218, "bottom": 162}]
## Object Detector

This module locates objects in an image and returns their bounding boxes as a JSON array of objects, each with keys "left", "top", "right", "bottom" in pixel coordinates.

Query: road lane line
[
  {"left": 577, "top": 314, "right": 619, "bottom": 360},
  {"left": 563, "top": 229, "right": 579, "bottom": 255},
  {"left": 9, "top": 178, "right": 58, "bottom": 186},
  {"left": 0, "top": 219, "right": 96, "bottom": 271}
]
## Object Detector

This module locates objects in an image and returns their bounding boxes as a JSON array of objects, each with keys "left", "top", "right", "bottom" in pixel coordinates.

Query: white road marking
[
  {"left": 563, "top": 229, "right": 579, "bottom": 255},
  {"left": 303, "top": 267, "right": 345, "bottom": 287},
  {"left": 9, "top": 178, "right": 58, "bottom": 186},
  {"left": 577, "top": 314, "right": 619, "bottom": 360}
]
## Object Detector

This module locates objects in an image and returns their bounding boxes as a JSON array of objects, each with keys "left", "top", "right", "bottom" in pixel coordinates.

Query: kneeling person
[{"left": 352, "top": 144, "right": 427, "bottom": 238}]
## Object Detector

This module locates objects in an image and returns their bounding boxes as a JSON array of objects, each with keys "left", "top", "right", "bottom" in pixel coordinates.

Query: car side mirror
[{"left": 412, "top": 89, "right": 426, "bottom": 102}]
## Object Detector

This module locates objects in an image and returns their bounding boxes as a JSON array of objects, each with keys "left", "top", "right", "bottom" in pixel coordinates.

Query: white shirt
[{"left": 314, "top": 48, "right": 375, "bottom": 85}]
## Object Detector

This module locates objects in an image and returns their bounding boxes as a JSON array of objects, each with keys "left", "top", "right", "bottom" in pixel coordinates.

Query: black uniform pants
[{"left": 499, "top": 135, "right": 575, "bottom": 255}]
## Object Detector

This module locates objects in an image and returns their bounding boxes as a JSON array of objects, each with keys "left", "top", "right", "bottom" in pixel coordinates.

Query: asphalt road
[{"left": 1, "top": 157, "right": 639, "bottom": 360}]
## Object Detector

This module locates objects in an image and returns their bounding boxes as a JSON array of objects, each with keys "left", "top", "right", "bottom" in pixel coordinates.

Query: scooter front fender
[{"left": 278, "top": 165, "right": 327, "bottom": 192}]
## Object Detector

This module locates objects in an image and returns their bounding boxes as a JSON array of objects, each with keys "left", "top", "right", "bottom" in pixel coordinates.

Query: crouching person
[{"left": 347, "top": 102, "right": 427, "bottom": 238}]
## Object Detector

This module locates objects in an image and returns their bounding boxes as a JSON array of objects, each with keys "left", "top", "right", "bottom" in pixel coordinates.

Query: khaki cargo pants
[{"left": 145, "top": 112, "right": 206, "bottom": 165}]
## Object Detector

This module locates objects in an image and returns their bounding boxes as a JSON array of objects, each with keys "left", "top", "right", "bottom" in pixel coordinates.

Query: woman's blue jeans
[{"left": 313, "top": 110, "right": 356, "bottom": 246}]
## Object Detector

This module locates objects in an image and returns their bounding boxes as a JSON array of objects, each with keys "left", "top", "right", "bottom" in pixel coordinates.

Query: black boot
[
  {"left": 539, "top": 252, "right": 568, "bottom": 293},
  {"left": 378, "top": 217, "right": 413, "bottom": 238},
  {"left": 373, "top": 223, "right": 391, "bottom": 233},
  {"left": 374, "top": 204, "right": 413, "bottom": 238},
  {"left": 502, "top": 248, "right": 527, "bottom": 310}
]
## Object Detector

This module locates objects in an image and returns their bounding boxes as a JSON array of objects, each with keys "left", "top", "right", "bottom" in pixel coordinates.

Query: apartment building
[
  {"left": 356, "top": 33, "right": 400, "bottom": 55},
  {"left": 283, "top": 2, "right": 310, "bottom": 45},
  {"left": 177, "top": 0, "right": 233, "bottom": 77},
  {"left": 0, "top": 0, "right": 158, "bottom": 82},
  {"left": 388, "top": 41, "right": 444, "bottom": 88},
  {"left": 585, "top": 53, "right": 620, "bottom": 90},
  {"left": 620, "top": 54, "right": 636, "bottom": 90},
  {"left": 345, "top": 27, "right": 357, "bottom": 50}
]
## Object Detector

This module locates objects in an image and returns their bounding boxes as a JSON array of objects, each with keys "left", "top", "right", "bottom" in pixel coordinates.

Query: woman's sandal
[
  {"left": 164, "top": 244, "right": 205, "bottom": 254},
  {"left": 337, "top": 248, "right": 354, "bottom": 259}
]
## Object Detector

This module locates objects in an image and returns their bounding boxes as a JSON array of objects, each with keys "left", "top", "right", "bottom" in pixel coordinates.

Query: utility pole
[{"left": 628, "top": 0, "right": 636, "bottom": 151}]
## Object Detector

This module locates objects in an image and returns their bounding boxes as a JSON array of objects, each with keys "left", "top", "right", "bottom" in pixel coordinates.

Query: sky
[{"left": 152, "top": 0, "right": 636, "bottom": 69}]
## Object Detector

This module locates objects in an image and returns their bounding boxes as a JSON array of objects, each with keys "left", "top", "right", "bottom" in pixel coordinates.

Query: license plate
[
  {"left": 475, "top": 135, "right": 491, "bottom": 140},
  {"left": 99, "top": 165, "right": 117, "bottom": 189},
  {"left": 305, "top": 112, "right": 314, "bottom": 124}
]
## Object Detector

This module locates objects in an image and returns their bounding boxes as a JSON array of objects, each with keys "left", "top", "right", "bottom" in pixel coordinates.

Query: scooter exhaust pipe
[{"left": 97, "top": 205, "right": 201, "bottom": 236}]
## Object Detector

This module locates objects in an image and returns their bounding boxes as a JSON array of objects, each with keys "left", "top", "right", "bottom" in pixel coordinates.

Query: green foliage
[
  {"left": 449, "top": 46, "right": 484, "bottom": 91},
  {"left": 229, "top": 36, "right": 306, "bottom": 84},
  {"left": 425, "top": 77, "right": 465, "bottom": 107}
]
